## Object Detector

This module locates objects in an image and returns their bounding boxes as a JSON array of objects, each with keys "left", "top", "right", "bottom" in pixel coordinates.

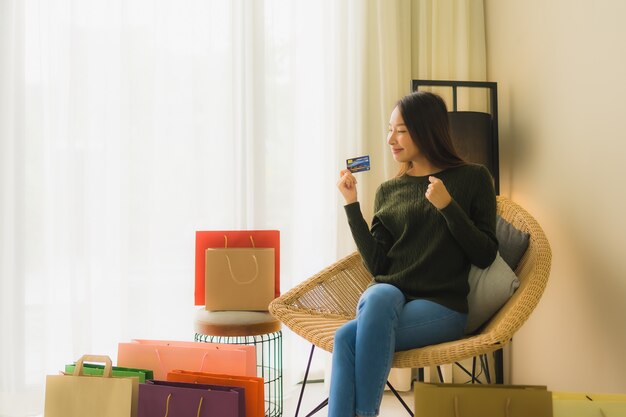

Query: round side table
[{"left": 194, "top": 309, "right": 283, "bottom": 417}]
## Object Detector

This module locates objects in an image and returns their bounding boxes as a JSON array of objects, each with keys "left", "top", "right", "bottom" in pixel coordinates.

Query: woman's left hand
[{"left": 425, "top": 176, "right": 452, "bottom": 209}]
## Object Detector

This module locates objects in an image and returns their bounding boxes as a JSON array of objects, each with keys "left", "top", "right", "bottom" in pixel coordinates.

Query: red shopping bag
[{"left": 195, "top": 230, "right": 280, "bottom": 305}]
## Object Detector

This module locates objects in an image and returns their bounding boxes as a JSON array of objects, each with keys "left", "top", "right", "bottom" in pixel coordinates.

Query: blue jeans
[{"left": 328, "top": 283, "right": 467, "bottom": 417}]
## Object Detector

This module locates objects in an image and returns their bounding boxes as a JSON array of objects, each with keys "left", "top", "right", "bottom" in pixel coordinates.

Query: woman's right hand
[{"left": 337, "top": 169, "right": 358, "bottom": 205}]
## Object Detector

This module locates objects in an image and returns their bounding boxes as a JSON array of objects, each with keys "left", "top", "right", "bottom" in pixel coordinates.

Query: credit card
[{"left": 346, "top": 155, "right": 371, "bottom": 173}]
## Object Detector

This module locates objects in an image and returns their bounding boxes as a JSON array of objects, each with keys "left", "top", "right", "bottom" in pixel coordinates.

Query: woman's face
[{"left": 387, "top": 106, "right": 419, "bottom": 163}]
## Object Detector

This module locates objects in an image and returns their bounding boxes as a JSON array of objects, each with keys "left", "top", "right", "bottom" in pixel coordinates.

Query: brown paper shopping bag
[
  {"left": 44, "top": 355, "right": 138, "bottom": 417},
  {"left": 195, "top": 230, "right": 280, "bottom": 305},
  {"left": 205, "top": 236, "right": 275, "bottom": 311},
  {"left": 414, "top": 382, "right": 552, "bottom": 417}
]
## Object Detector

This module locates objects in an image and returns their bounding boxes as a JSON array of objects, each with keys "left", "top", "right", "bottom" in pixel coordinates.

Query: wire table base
[{"left": 195, "top": 330, "right": 283, "bottom": 417}]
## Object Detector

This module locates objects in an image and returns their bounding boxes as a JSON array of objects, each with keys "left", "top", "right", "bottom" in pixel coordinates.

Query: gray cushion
[
  {"left": 496, "top": 215, "right": 530, "bottom": 270},
  {"left": 465, "top": 252, "right": 520, "bottom": 334}
]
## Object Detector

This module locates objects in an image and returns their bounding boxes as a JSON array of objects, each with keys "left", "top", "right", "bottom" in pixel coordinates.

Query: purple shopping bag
[{"left": 138, "top": 380, "right": 244, "bottom": 417}]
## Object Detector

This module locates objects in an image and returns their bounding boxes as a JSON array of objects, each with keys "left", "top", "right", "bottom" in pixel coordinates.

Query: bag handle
[
  {"left": 154, "top": 349, "right": 167, "bottom": 378},
  {"left": 223, "top": 235, "right": 259, "bottom": 285},
  {"left": 73, "top": 355, "right": 113, "bottom": 378},
  {"left": 196, "top": 397, "right": 204, "bottom": 417},
  {"left": 223, "top": 235, "right": 255, "bottom": 248},
  {"left": 164, "top": 393, "right": 172, "bottom": 417},
  {"left": 453, "top": 395, "right": 512, "bottom": 417},
  {"left": 155, "top": 350, "right": 211, "bottom": 378},
  {"left": 226, "top": 254, "right": 259, "bottom": 284},
  {"left": 161, "top": 393, "right": 204, "bottom": 417}
]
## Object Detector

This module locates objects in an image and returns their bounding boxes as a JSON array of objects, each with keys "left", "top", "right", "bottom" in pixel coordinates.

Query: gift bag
[
  {"left": 195, "top": 230, "right": 280, "bottom": 305},
  {"left": 204, "top": 236, "right": 275, "bottom": 311},
  {"left": 168, "top": 370, "right": 264, "bottom": 417},
  {"left": 414, "top": 382, "right": 553, "bottom": 417},
  {"left": 117, "top": 339, "right": 256, "bottom": 380},
  {"left": 139, "top": 380, "right": 244, "bottom": 417},
  {"left": 45, "top": 355, "right": 138, "bottom": 417},
  {"left": 64, "top": 362, "right": 154, "bottom": 383}
]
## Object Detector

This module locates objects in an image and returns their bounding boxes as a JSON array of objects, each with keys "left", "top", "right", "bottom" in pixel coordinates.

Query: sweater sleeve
[
  {"left": 439, "top": 166, "right": 498, "bottom": 268},
  {"left": 343, "top": 189, "right": 393, "bottom": 276}
]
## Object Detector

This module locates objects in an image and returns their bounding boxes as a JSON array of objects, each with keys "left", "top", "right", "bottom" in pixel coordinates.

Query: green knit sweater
[{"left": 344, "top": 163, "right": 498, "bottom": 313}]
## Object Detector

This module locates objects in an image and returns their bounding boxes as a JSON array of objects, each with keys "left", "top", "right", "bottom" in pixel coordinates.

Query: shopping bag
[
  {"left": 139, "top": 380, "right": 244, "bottom": 417},
  {"left": 44, "top": 355, "right": 138, "bottom": 417},
  {"left": 204, "top": 240, "right": 275, "bottom": 311},
  {"left": 195, "top": 230, "right": 280, "bottom": 305},
  {"left": 553, "top": 392, "right": 626, "bottom": 417},
  {"left": 117, "top": 339, "right": 256, "bottom": 380},
  {"left": 414, "top": 382, "right": 553, "bottom": 417},
  {"left": 64, "top": 362, "right": 154, "bottom": 383},
  {"left": 168, "top": 370, "right": 264, "bottom": 417}
]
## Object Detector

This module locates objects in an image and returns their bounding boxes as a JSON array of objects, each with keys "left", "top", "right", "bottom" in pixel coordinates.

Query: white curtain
[
  {"left": 412, "top": 0, "right": 489, "bottom": 110},
  {"left": 0, "top": 0, "right": 485, "bottom": 415}
]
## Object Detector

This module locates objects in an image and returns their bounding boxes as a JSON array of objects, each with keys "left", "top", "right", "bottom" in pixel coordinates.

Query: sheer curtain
[
  {"left": 0, "top": 0, "right": 486, "bottom": 415},
  {"left": 0, "top": 1, "right": 351, "bottom": 414},
  {"left": 412, "top": 0, "right": 489, "bottom": 109}
]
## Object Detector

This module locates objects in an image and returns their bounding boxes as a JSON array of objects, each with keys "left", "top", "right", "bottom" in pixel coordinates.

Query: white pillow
[{"left": 465, "top": 252, "right": 520, "bottom": 334}]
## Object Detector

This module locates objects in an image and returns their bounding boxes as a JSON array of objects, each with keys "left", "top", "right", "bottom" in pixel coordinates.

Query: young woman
[{"left": 332, "top": 91, "right": 498, "bottom": 417}]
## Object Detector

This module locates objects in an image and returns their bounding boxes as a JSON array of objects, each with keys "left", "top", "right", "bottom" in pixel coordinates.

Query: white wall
[{"left": 485, "top": 0, "right": 626, "bottom": 393}]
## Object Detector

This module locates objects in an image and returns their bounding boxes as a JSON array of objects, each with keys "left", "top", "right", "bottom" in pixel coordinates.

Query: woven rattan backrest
[{"left": 482, "top": 196, "right": 552, "bottom": 335}]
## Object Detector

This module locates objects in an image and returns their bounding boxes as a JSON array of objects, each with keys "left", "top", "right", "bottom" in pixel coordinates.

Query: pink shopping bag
[{"left": 117, "top": 339, "right": 256, "bottom": 380}]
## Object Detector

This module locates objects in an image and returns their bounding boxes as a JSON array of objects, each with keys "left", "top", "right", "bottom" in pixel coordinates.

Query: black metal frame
[
  {"left": 294, "top": 345, "right": 499, "bottom": 417},
  {"left": 411, "top": 79, "right": 500, "bottom": 194},
  {"left": 195, "top": 331, "right": 284, "bottom": 417},
  {"left": 412, "top": 79, "right": 505, "bottom": 386},
  {"left": 293, "top": 345, "right": 416, "bottom": 417}
]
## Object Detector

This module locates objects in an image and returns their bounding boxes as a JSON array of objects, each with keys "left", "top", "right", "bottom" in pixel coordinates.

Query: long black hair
[{"left": 395, "top": 91, "right": 465, "bottom": 176}]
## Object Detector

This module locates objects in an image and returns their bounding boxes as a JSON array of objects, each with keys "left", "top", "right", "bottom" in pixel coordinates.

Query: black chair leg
[
  {"left": 294, "top": 344, "right": 331, "bottom": 417},
  {"left": 437, "top": 365, "right": 445, "bottom": 383},
  {"left": 304, "top": 399, "right": 328, "bottom": 417},
  {"left": 296, "top": 344, "right": 414, "bottom": 417},
  {"left": 494, "top": 348, "right": 504, "bottom": 383},
  {"left": 295, "top": 344, "right": 316, "bottom": 417},
  {"left": 481, "top": 354, "right": 492, "bottom": 384},
  {"left": 386, "top": 381, "right": 414, "bottom": 416},
  {"left": 453, "top": 360, "right": 482, "bottom": 384}
]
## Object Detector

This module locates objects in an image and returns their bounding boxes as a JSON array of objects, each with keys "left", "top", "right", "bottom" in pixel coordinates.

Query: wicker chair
[{"left": 269, "top": 196, "right": 552, "bottom": 416}]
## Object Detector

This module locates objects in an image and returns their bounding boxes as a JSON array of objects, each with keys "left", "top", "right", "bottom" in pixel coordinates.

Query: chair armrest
[
  {"left": 269, "top": 251, "right": 373, "bottom": 351},
  {"left": 270, "top": 251, "right": 373, "bottom": 319}
]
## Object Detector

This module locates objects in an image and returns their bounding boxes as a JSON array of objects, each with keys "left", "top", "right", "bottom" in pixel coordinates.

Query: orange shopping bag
[
  {"left": 117, "top": 339, "right": 256, "bottom": 380},
  {"left": 195, "top": 230, "right": 280, "bottom": 305},
  {"left": 168, "top": 370, "right": 264, "bottom": 417}
]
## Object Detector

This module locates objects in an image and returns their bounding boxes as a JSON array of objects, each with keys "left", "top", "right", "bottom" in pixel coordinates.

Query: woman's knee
[
  {"left": 358, "top": 283, "right": 405, "bottom": 312},
  {"left": 334, "top": 320, "right": 357, "bottom": 352}
]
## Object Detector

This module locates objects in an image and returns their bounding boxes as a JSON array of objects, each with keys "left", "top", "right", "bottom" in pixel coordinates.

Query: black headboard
[{"left": 412, "top": 80, "right": 500, "bottom": 194}]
